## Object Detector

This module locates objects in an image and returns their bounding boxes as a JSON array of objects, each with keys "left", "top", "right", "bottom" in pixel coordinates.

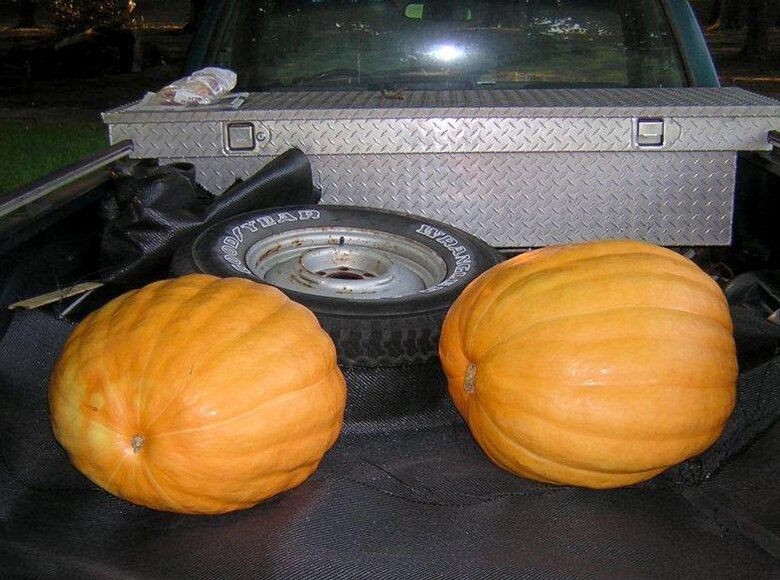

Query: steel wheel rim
[{"left": 244, "top": 227, "right": 448, "bottom": 299}]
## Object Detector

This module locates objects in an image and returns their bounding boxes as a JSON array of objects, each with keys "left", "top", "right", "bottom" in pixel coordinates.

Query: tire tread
[{"left": 319, "top": 311, "right": 446, "bottom": 366}]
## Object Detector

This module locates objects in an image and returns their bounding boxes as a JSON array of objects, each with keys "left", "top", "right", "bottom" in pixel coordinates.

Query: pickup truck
[{"left": 1, "top": 1, "right": 779, "bottom": 577}]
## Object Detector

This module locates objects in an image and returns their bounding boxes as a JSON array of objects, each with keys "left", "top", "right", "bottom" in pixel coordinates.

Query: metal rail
[
  {"left": 0, "top": 140, "right": 134, "bottom": 254},
  {"left": 0, "top": 140, "right": 133, "bottom": 219}
]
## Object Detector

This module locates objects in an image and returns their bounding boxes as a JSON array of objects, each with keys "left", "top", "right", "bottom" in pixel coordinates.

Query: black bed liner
[{"left": 0, "top": 306, "right": 778, "bottom": 579}]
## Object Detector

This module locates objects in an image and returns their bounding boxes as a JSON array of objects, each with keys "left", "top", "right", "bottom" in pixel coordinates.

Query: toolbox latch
[
  {"left": 635, "top": 118, "right": 665, "bottom": 147},
  {"left": 226, "top": 123, "right": 256, "bottom": 151}
]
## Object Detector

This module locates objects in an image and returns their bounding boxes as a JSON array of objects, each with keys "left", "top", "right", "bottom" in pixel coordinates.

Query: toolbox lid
[{"left": 103, "top": 87, "right": 780, "bottom": 154}]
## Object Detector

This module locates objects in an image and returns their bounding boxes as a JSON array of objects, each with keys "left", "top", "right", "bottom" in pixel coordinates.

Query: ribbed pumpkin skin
[
  {"left": 49, "top": 274, "right": 346, "bottom": 514},
  {"left": 439, "top": 240, "right": 738, "bottom": 489}
]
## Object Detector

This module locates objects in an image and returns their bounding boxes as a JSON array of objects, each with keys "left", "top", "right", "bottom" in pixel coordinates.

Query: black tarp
[{"left": 99, "top": 149, "right": 319, "bottom": 287}]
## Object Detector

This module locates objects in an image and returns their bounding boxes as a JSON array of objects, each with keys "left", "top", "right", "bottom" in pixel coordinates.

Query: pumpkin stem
[
  {"left": 131, "top": 434, "right": 145, "bottom": 454},
  {"left": 464, "top": 363, "right": 477, "bottom": 394}
]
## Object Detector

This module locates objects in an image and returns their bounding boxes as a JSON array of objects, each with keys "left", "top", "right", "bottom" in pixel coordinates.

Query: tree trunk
[
  {"left": 16, "top": 0, "right": 37, "bottom": 28},
  {"left": 709, "top": 0, "right": 723, "bottom": 26},
  {"left": 741, "top": 0, "right": 771, "bottom": 62},
  {"left": 187, "top": 0, "right": 207, "bottom": 30},
  {"left": 721, "top": 0, "right": 745, "bottom": 29}
]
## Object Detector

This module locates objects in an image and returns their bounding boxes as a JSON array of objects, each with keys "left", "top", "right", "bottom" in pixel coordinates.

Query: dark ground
[
  {"left": 705, "top": 30, "right": 780, "bottom": 100},
  {"left": 0, "top": 1, "right": 192, "bottom": 192},
  {"left": 0, "top": 0, "right": 191, "bottom": 114}
]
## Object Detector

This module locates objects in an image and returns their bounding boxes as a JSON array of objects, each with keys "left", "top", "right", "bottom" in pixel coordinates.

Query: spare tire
[{"left": 171, "top": 205, "right": 502, "bottom": 367}]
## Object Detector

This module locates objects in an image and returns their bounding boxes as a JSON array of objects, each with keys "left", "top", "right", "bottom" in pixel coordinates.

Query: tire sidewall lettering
[
  {"left": 216, "top": 211, "right": 479, "bottom": 295},
  {"left": 220, "top": 209, "right": 322, "bottom": 274},
  {"left": 415, "top": 224, "right": 473, "bottom": 293}
]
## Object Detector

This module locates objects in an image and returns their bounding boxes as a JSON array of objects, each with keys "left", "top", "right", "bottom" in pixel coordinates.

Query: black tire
[{"left": 171, "top": 205, "right": 503, "bottom": 367}]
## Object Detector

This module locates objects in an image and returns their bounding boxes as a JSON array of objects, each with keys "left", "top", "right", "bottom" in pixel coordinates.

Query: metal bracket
[{"left": 769, "top": 130, "right": 780, "bottom": 150}]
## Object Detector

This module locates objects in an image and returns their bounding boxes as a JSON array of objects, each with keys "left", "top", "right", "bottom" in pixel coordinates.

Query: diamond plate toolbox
[{"left": 103, "top": 88, "right": 780, "bottom": 247}]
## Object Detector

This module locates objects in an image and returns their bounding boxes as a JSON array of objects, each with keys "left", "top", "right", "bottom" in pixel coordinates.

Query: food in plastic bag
[{"left": 155, "top": 67, "right": 237, "bottom": 106}]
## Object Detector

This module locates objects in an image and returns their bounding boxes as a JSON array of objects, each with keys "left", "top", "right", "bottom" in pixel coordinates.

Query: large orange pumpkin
[
  {"left": 439, "top": 240, "right": 738, "bottom": 489},
  {"left": 49, "top": 274, "right": 346, "bottom": 514}
]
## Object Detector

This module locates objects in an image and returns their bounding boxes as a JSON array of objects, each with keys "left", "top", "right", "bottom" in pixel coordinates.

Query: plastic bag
[{"left": 155, "top": 67, "right": 237, "bottom": 106}]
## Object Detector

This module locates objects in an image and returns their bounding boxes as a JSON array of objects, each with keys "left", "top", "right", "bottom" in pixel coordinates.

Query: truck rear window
[{"left": 216, "top": 0, "right": 687, "bottom": 90}]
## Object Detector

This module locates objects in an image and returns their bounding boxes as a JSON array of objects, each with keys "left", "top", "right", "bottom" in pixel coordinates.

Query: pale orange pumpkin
[
  {"left": 49, "top": 274, "right": 346, "bottom": 514},
  {"left": 439, "top": 240, "right": 738, "bottom": 489}
]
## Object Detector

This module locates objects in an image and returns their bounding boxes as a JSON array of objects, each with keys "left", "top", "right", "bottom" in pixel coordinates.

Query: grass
[{"left": 0, "top": 114, "right": 107, "bottom": 195}]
